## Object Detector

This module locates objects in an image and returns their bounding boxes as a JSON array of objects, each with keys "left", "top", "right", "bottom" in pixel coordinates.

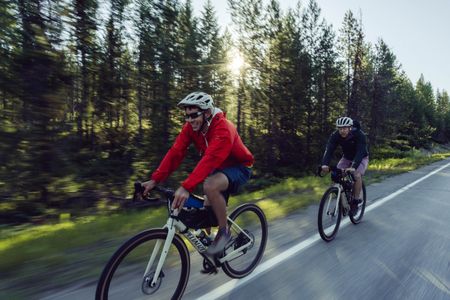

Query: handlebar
[
  {"left": 133, "top": 182, "right": 174, "bottom": 202},
  {"left": 133, "top": 182, "right": 205, "bottom": 210},
  {"left": 316, "top": 165, "right": 356, "bottom": 183}
]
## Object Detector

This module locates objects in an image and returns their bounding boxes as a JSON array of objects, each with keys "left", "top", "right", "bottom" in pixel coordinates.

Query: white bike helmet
[
  {"left": 178, "top": 92, "right": 214, "bottom": 111},
  {"left": 336, "top": 117, "right": 353, "bottom": 127}
]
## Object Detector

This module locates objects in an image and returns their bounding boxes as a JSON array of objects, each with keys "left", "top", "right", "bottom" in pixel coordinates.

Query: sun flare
[{"left": 228, "top": 50, "right": 245, "bottom": 75}]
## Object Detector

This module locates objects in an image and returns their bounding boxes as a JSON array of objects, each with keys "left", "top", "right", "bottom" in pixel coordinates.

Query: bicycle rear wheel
[
  {"left": 96, "top": 228, "right": 190, "bottom": 300},
  {"left": 318, "top": 186, "right": 342, "bottom": 242},
  {"left": 350, "top": 182, "right": 366, "bottom": 224},
  {"left": 222, "top": 203, "right": 268, "bottom": 278}
]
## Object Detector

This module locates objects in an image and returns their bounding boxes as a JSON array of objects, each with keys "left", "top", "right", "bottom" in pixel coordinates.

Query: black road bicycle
[
  {"left": 96, "top": 183, "right": 268, "bottom": 300},
  {"left": 317, "top": 167, "right": 366, "bottom": 242}
]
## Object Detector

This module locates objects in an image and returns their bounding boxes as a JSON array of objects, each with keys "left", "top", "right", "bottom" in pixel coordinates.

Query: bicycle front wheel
[
  {"left": 96, "top": 228, "right": 190, "bottom": 300},
  {"left": 350, "top": 182, "right": 366, "bottom": 224},
  {"left": 318, "top": 186, "right": 342, "bottom": 242},
  {"left": 222, "top": 203, "right": 268, "bottom": 278}
]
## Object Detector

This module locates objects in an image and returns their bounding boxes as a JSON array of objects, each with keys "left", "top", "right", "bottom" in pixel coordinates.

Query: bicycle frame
[{"left": 144, "top": 208, "right": 254, "bottom": 288}]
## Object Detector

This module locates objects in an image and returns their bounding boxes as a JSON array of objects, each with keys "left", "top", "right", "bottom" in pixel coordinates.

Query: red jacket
[{"left": 151, "top": 112, "right": 254, "bottom": 192}]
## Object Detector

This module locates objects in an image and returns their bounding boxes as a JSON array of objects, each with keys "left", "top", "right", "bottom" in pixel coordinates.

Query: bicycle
[
  {"left": 317, "top": 166, "right": 366, "bottom": 242},
  {"left": 96, "top": 182, "right": 268, "bottom": 300}
]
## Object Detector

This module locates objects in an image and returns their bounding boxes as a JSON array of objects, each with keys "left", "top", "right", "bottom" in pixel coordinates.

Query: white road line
[{"left": 196, "top": 161, "right": 450, "bottom": 300}]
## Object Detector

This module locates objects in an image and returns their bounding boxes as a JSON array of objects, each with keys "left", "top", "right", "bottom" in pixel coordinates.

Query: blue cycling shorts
[{"left": 213, "top": 165, "right": 252, "bottom": 202}]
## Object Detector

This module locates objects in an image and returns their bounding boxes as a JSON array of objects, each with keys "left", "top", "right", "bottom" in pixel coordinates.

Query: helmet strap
[{"left": 200, "top": 111, "right": 212, "bottom": 134}]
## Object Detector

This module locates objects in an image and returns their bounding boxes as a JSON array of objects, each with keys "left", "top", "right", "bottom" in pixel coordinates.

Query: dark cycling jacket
[
  {"left": 151, "top": 111, "right": 254, "bottom": 192},
  {"left": 321, "top": 128, "right": 369, "bottom": 169}
]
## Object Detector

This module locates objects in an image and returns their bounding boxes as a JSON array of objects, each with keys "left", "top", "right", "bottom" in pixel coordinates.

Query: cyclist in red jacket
[{"left": 142, "top": 92, "right": 254, "bottom": 255}]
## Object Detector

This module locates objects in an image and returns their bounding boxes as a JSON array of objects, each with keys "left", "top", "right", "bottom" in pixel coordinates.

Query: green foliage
[
  {"left": 1, "top": 0, "right": 450, "bottom": 227},
  {"left": 0, "top": 208, "right": 167, "bottom": 296}
]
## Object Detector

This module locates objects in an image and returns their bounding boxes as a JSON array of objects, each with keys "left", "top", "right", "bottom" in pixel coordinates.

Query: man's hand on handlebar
[
  {"left": 172, "top": 186, "right": 189, "bottom": 209},
  {"left": 345, "top": 167, "right": 356, "bottom": 173},
  {"left": 141, "top": 180, "right": 157, "bottom": 196},
  {"left": 321, "top": 165, "right": 330, "bottom": 173}
]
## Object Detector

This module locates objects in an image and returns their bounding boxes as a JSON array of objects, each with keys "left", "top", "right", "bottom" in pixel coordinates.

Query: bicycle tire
[
  {"left": 222, "top": 203, "right": 268, "bottom": 278},
  {"left": 349, "top": 182, "right": 366, "bottom": 224},
  {"left": 95, "top": 228, "right": 190, "bottom": 300},
  {"left": 318, "top": 186, "right": 342, "bottom": 242}
]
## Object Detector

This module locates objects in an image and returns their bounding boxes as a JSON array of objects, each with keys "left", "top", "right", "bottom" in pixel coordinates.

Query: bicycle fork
[
  {"left": 326, "top": 185, "right": 342, "bottom": 217},
  {"left": 144, "top": 217, "right": 178, "bottom": 287}
]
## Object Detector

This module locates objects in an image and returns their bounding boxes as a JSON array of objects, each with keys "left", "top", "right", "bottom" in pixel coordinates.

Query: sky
[{"left": 192, "top": 0, "right": 450, "bottom": 93}]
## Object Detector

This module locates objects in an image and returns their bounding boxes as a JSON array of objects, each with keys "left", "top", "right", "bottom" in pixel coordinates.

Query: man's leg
[
  {"left": 353, "top": 157, "right": 369, "bottom": 199},
  {"left": 353, "top": 172, "right": 363, "bottom": 199},
  {"left": 203, "top": 172, "right": 231, "bottom": 255},
  {"left": 203, "top": 172, "right": 229, "bottom": 229},
  {"left": 350, "top": 157, "right": 369, "bottom": 215}
]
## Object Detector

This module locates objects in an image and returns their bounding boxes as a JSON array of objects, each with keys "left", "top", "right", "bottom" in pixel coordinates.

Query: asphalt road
[{"left": 41, "top": 158, "right": 450, "bottom": 300}]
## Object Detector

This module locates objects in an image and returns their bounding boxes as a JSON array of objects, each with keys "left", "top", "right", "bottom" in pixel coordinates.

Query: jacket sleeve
[
  {"left": 351, "top": 131, "right": 368, "bottom": 169},
  {"left": 151, "top": 124, "right": 191, "bottom": 183},
  {"left": 181, "top": 125, "right": 233, "bottom": 192},
  {"left": 322, "top": 132, "right": 338, "bottom": 166}
]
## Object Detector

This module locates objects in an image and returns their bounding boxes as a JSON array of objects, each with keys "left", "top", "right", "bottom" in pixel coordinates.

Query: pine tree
[
  {"left": 151, "top": 0, "right": 180, "bottom": 154},
  {"left": 260, "top": 0, "right": 282, "bottom": 171},
  {"left": 416, "top": 74, "right": 436, "bottom": 125},
  {"left": 71, "top": 0, "right": 98, "bottom": 140},
  {"left": 435, "top": 90, "right": 450, "bottom": 142},
  {"left": 97, "top": 0, "right": 132, "bottom": 154},
  {"left": 270, "top": 7, "right": 308, "bottom": 170},
  {"left": 16, "top": 0, "right": 69, "bottom": 203},
  {"left": 338, "top": 10, "right": 366, "bottom": 118},
  {"left": 316, "top": 23, "right": 344, "bottom": 137},
  {"left": 369, "top": 39, "right": 399, "bottom": 144},
  {"left": 0, "top": 0, "right": 19, "bottom": 118},
  {"left": 198, "top": 0, "right": 229, "bottom": 109},
  {"left": 135, "top": 0, "right": 158, "bottom": 139},
  {"left": 228, "top": 0, "right": 265, "bottom": 141},
  {"left": 177, "top": 0, "right": 200, "bottom": 93},
  {"left": 301, "top": 0, "right": 321, "bottom": 161}
]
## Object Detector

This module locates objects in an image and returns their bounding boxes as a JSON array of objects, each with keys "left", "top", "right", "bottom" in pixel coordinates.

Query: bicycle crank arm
[{"left": 218, "top": 241, "right": 253, "bottom": 263}]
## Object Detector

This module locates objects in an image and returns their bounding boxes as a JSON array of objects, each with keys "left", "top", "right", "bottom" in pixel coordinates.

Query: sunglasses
[{"left": 185, "top": 111, "right": 203, "bottom": 121}]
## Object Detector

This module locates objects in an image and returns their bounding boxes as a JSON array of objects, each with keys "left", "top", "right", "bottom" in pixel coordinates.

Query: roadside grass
[
  {"left": 0, "top": 208, "right": 168, "bottom": 299},
  {"left": 1, "top": 151, "right": 450, "bottom": 298},
  {"left": 365, "top": 151, "right": 450, "bottom": 184}
]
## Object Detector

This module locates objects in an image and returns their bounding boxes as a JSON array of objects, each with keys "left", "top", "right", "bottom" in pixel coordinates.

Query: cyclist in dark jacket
[{"left": 321, "top": 117, "right": 369, "bottom": 215}]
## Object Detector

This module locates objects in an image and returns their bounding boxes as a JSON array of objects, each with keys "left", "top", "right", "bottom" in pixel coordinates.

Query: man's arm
[{"left": 151, "top": 123, "right": 192, "bottom": 183}]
